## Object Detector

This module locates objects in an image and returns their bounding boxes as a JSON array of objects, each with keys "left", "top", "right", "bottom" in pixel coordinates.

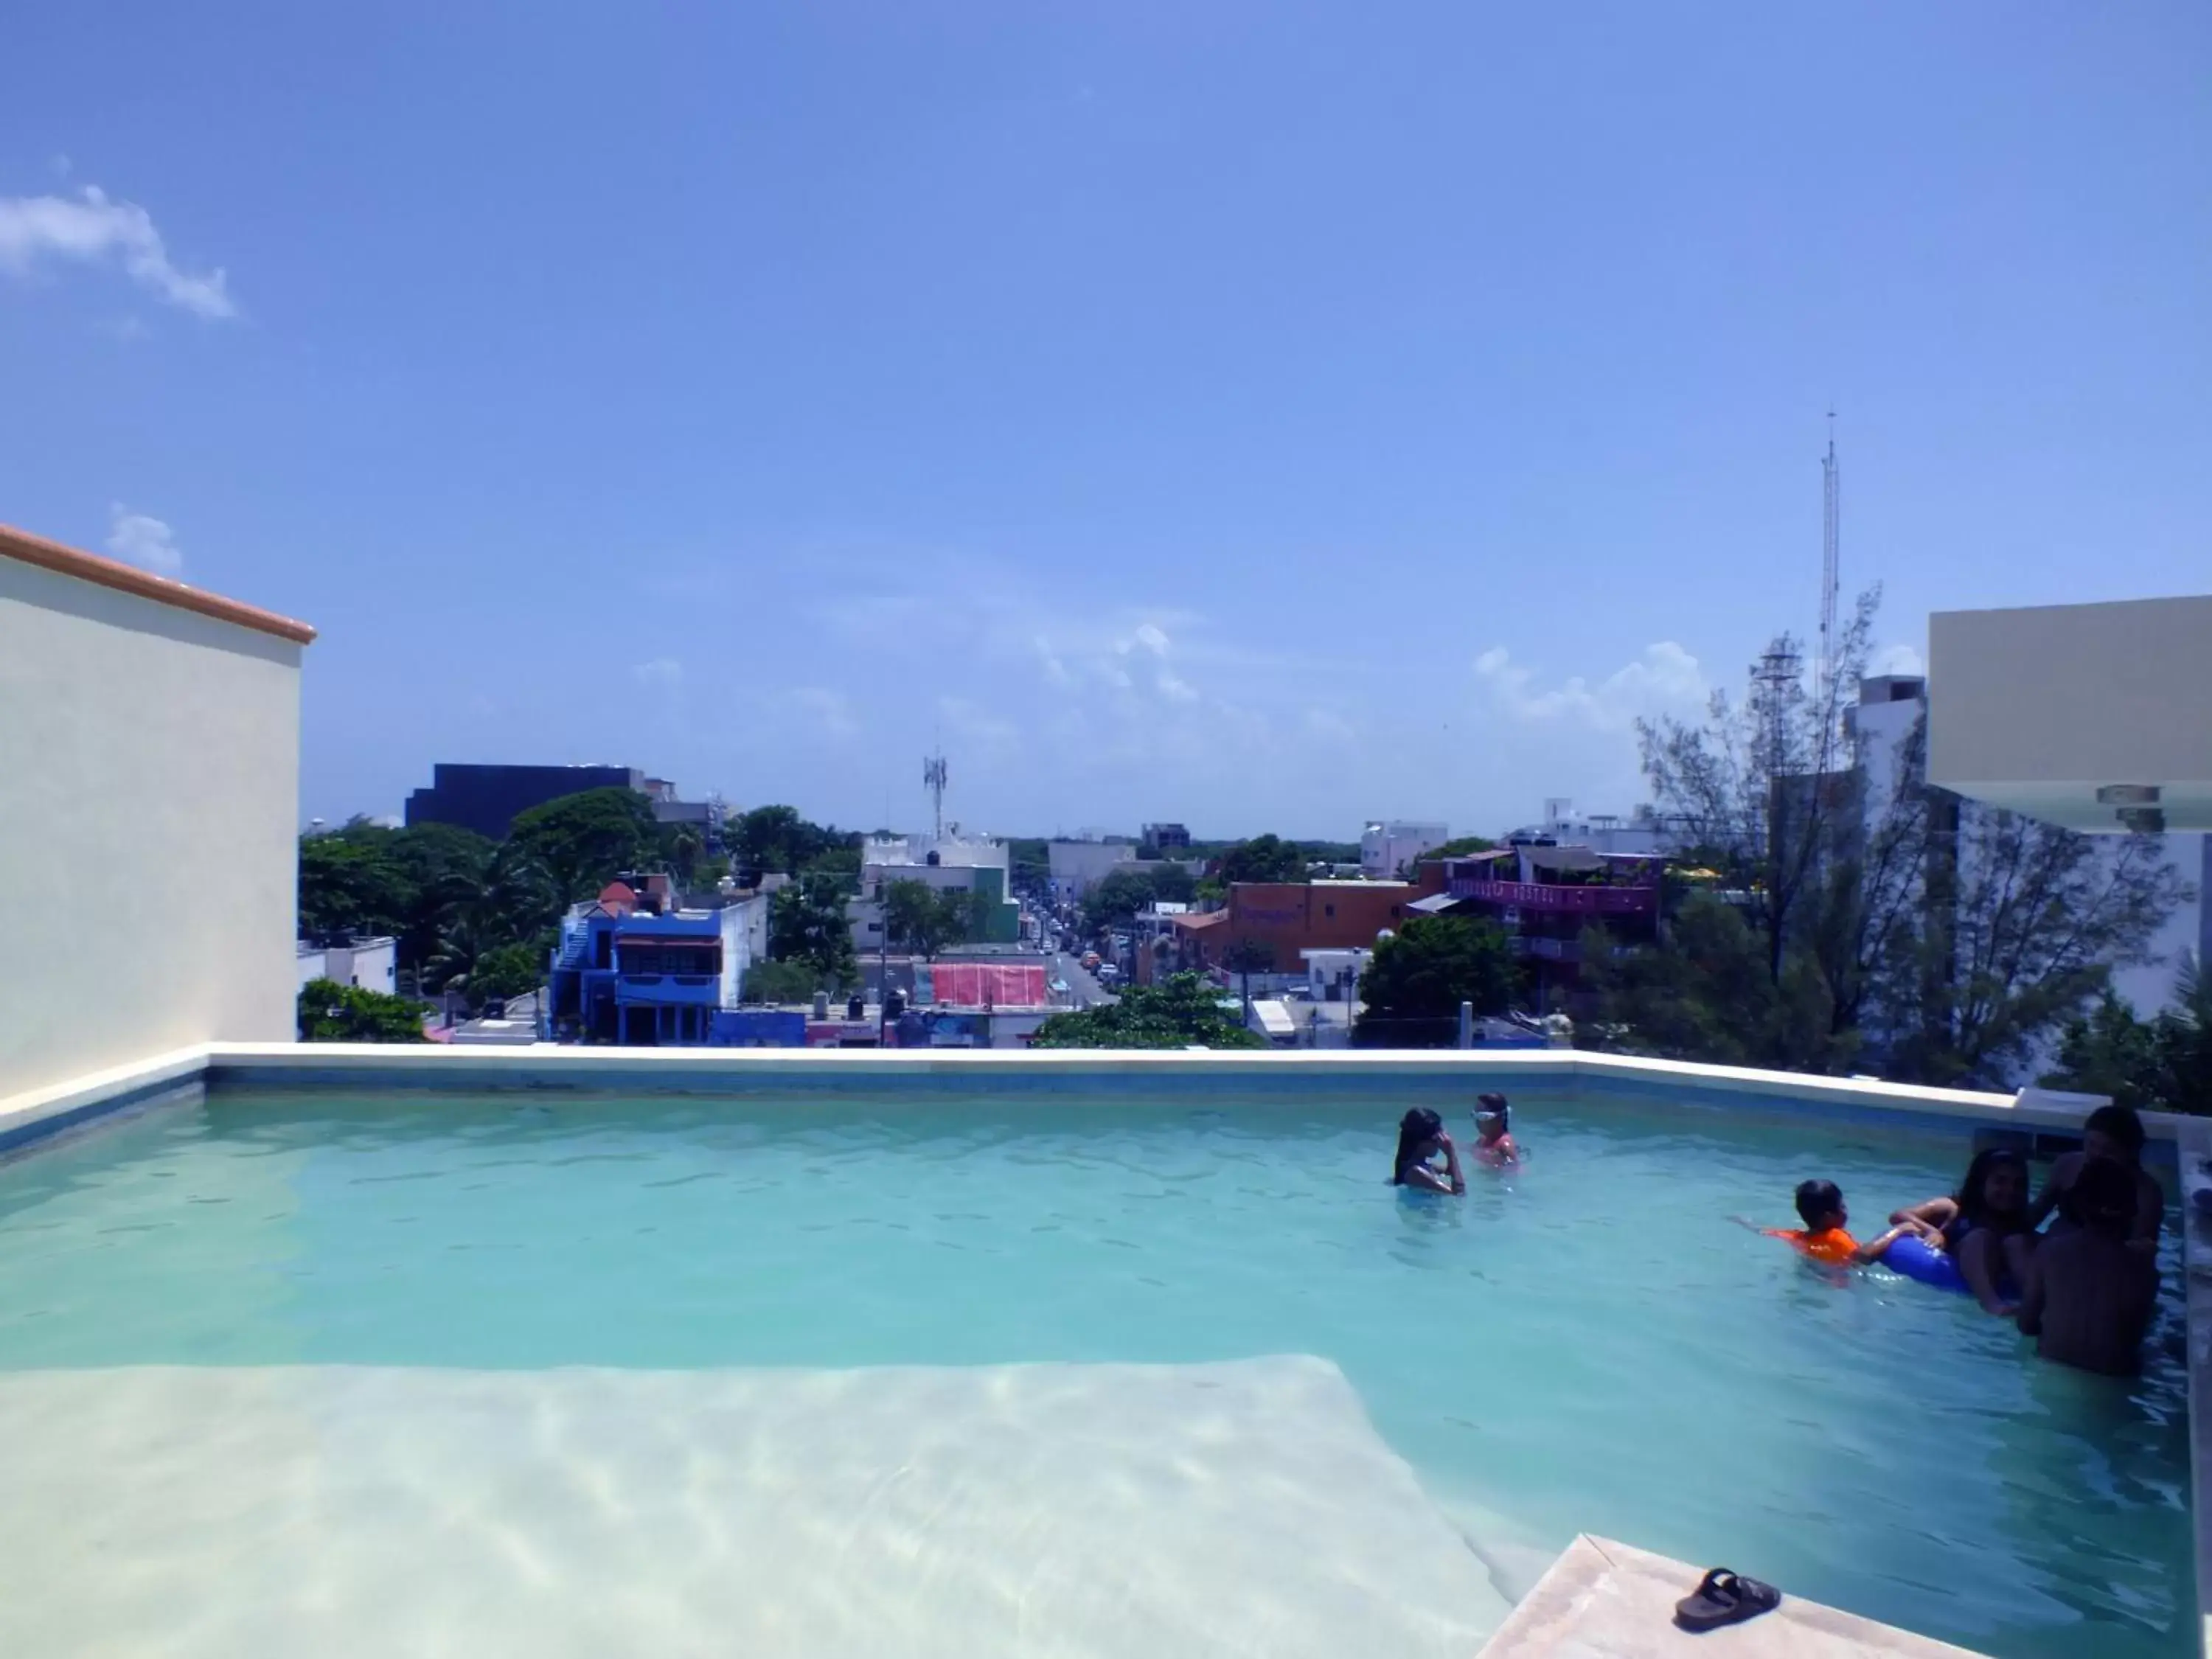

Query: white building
[
  {"left": 297, "top": 937, "right": 398, "bottom": 997},
  {"left": 1300, "top": 947, "right": 1371, "bottom": 1005},
  {"left": 1503, "top": 800, "right": 1677, "bottom": 857},
  {"left": 851, "top": 834, "right": 1020, "bottom": 948},
  {"left": 1360, "top": 821, "right": 1448, "bottom": 878},
  {"left": 1048, "top": 839, "right": 1138, "bottom": 898},
  {"left": 1, "top": 522, "right": 312, "bottom": 1099},
  {"left": 1927, "top": 599, "right": 2212, "bottom": 1020}
]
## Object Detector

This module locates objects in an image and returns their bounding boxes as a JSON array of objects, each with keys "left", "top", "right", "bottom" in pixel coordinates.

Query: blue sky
[{"left": 5, "top": 4, "right": 2207, "bottom": 839}]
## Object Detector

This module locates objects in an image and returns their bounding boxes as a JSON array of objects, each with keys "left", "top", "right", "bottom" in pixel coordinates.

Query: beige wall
[
  {"left": 1928, "top": 594, "right": 2212, "bottom": 832},
  {"left": 0, "top": 555, "right": 304, "bottom": 1096}
]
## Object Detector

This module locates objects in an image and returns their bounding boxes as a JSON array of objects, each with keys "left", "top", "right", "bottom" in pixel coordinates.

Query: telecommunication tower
[
  {"left": 922, "top": 752, "right": 949, "bottom": 841},
  {"left": 1818, "top": 412, "right": 1840, "bottom": 707}
]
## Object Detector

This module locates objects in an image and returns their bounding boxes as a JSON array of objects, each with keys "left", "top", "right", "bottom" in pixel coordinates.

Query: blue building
[{"left": 543, "top": 881, "right": 774, "bottom": 1045}]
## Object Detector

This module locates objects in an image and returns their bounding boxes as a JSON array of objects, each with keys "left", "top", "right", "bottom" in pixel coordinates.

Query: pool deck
[{"left": 1478, "top": 1536, "right": 1986, "bottom": 1658}]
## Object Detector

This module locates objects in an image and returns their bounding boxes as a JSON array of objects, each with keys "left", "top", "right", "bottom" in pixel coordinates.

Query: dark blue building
[{"left": 405, "top": 763, "right": 644, "bottom": 840}]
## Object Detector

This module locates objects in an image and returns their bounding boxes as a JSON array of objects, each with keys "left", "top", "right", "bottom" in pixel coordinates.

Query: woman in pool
[
  {"left": 1391, "top": 1107, "right": 1465, "bottom": 1194},
  {"left": 1470, "top": 1094, "right": 1521, "bottom": 1169},
  {"left": 1888, "top": 1147, "right": 2035, "bottom": 1315}
]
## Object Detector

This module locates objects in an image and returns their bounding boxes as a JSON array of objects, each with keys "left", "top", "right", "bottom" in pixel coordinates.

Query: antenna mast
[
  {"left": 1819, "top": 411, "right": 1840, "bottom": 709},
  {"left": 922, "top": 752, "right": 948, "bottom": 841}
]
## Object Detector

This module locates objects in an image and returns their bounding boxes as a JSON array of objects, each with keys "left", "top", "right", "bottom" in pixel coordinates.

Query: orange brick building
[{"left": 1194, "top": 873, "right": 1447, "bottom": 973}]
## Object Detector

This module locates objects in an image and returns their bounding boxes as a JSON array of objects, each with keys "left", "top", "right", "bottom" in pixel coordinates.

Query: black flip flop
[{"left": 1673, "top": 1568, "right": 1781, "bottom": 1632}]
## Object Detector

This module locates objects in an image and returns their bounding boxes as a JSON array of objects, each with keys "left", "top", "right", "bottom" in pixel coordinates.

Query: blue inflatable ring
[{"left": 1882, "top": 1233, "right": 1966, "bottom": 1293}]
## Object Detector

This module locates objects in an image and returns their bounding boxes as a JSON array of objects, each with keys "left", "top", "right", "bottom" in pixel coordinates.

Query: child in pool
[
  {"left": 1888, "top": 1147, "right": 2034, "bottom": 1315},
  {"left": 1470, "top": 1094, "right": 1521, "bottom": 1168},
  {"left": 1747, "top": 1179, "right": 1916, "bottom": 1266}
]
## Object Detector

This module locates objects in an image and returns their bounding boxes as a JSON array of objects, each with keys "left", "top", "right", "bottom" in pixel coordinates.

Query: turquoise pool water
[{"left": 0, "top": 1082, "right": 2190, "bottom": 1658}]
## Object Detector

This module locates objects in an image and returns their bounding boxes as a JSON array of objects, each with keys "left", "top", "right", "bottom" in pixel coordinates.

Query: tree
[
  {"left": 742, "top": 958, "right": 824, "bottom": 1005},
  {"left": 1637, "top": 589, "right": 1879, "bottom": 987},
  {"left": 1353, "top": 916, "right": 1515, "bottom": 1047},
  {"left": 1219, "top": 834, "right": 1307, "bottom": 886},
  {"left": 1084, "top": 869, "right": 1158, "bottom": 933},
  {"left": 883, "top": 880, "right": 973, "bottom": 957},
  {"left": 297, "top": 977, "right": 427, "bottom": 1043},
  {"left": 2041, "top": 990, "right": 2164, "bottom": 1111},
  {"left": 1427, "top": 836, "right": 1500, "bottom": 860},
  {"left": 298, "top": 831, "right": 411, "bottom": 940},
  {"left": 1874, "top": 815, "right": 2186, "bottom": 1089},
  {"left": 1622, "top": 588, "right": 2188, "bottom": 1086},
  {"left": 657, "top": 820, "right": 708, "bottom": 886},
  {"left": 1008, "top": 838, "right": 1050, "bottom": 894},
  {"left": 505, "top": 787, "right": 659, "bottom": 904},
  {"left": 1584, "top": 895, "right": 1847, "bottom": 1071},
  {"left": 771, "top": 872, "right": 859, "bottom": 990},
  {"left": 1222, "top": 937, "right": 1275, "bottom": 1015},
  {"left": 469, "top": 942, "right": 547, "bottom": 1006},
  {"left": 731, "top": 805, "right": 856, "bottom": 881},
  {"left": 1149, "top": 862, "right": 1197, "bottom": 904},
  {"left": 1031, "top": 973, "right": 1265, "bottom": 1049},
  {"left": 2042, "top": 956, "right": 2212, "bottom": 1116}
]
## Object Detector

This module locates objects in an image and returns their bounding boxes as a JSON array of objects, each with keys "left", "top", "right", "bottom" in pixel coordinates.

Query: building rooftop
[{"left": 1, "top": 521, "right": 317, "bottom": 644}]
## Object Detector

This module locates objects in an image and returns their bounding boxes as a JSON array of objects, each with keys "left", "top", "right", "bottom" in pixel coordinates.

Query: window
[{"left": 1324, "top": 903, "right": 1335, "bottom": 919}]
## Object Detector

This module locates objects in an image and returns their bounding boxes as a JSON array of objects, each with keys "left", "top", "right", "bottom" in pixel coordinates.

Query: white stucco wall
[
  {"left": 0, "top": 552, "right": 305, "bottom": 1096},
  {"left": 1929, "top": 595, "right": 2212, "bottom": 831}
]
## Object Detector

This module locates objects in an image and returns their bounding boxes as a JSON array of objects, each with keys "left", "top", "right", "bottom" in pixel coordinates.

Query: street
[{"left": 1050, "top": 949, "right": 1116, "bottom": 1009}]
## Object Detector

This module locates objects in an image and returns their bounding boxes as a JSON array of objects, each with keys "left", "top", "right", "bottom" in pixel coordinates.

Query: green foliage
[
  {"left": 1354, "top": 916, "right": 1515, "bottom": 1047},
  {"left": 771, "top": 872, "right": 859, "bottom": 990},
  {"left": 1084, "top": 868, "right": 1158, "bottom": 933},
  {"left": 731, "top": 805, "right": 858, "bottom": 882},
  {"left": 1148, "top": 862, "right": 1197, "bottom": 903},
  {"left": 1625, "top": 588, "right": 2188, "bottom": 1087},
  {"left": 505, "top": 787, "right": 659, "bottom": 904},
  {"left": 742, "top": 958, "right": 827, "bottom": 1004},
  {"left": 1008, "top": 838, "right": 1050, "bottom": 893},
  {"left": 882, "top": 879, "right": 975, "bottom": 957},
  {"left": 1295, "top": 840, "right": 1361, "bottom": 866},
  {"left": 1427, "top": 836, "right": 1500, "bottom": 860},
  {"left": 298, "top": 821, "right": 501, "bottom": 975},
  {"left": 2042, "top": 956, "right": 2212, "bottom": 1115},
  {"left": 297, "top": 977, "right": 427, "bottom": 1043},
  {"left": 1219, "top": 834, "right": 1307, "bottom": 886},
  {"left": 1031, "top": 973, "right": 1265, "bottom": 1050},
  {"left": 1582, "top": 897, "right": 1851, "bottom": 1073},
  {"left": 469, "top": 942, "right": 547, "bottom": 1004}
]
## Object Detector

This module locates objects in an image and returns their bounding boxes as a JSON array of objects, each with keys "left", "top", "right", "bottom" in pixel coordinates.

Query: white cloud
[
  {"left": 1113, "top": 620, "right": 1200, "bottom": 702},
  {"left": 1869, "top": 641, "right": 1925, "bottom": 678},
  {"left": 786, "top": 686, "right": 860, "bottom": 740},
  {"left": 631, "top": 657, "right": 683, "bottom": 692},
  {"left": 105, "top": 504, "right": 182, "bottom": 575},
  {"left": 1304, "top": 708, "right": 1356, "bottom": 744},
  {"left": 0, "top": 185, "right": 235, "bottom": 319},
  {"left": 1034, "top": 635, "right": 1075, "bottom": 689},
  {"left": 1474, "top": 641, "right": 1707, "bottom": 731}
]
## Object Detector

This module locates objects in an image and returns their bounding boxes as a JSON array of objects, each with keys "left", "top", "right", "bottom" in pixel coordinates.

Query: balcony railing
[{"left": 1446, "top": 877, "right": 1657, "bottom": 916}]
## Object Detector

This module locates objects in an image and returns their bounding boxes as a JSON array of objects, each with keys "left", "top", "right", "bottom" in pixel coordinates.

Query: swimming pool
[{"left": 0, "top": 1078, "right": 2190, "bottom": 1658}]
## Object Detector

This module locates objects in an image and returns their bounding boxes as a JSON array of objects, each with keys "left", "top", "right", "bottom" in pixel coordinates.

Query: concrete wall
[
  {"left": 1048, "top": 841, "right": 1136, "bottom": 896},
  {"left": 1930, "top": 595, "right": 2212, "bottom": 832},
  {"left": 0, "top": 543, "right": 307, "bottom": 1096}
]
